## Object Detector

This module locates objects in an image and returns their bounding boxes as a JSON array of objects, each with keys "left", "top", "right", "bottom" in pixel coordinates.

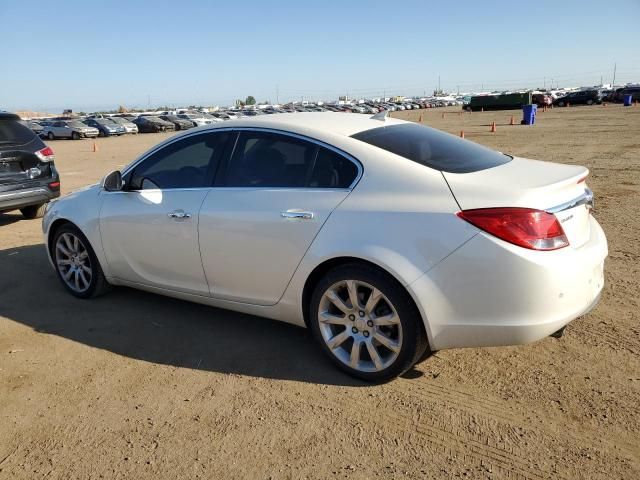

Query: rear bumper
[
  {"left": 0, "top": 185, "right": 60, "bottom": 212},
  {"left": 410, "top": 215, "right": 608, "bottom": 350}
]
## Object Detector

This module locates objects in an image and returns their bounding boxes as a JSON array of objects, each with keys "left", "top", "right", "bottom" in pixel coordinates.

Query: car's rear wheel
[
  {"left": 52, "top": 224, "right": 111, "bottom": 299},
  {"left": 557, "top": 101, "right": 565, "bottom": 107},
  {"left": 309, "top": 264, "right": 429, "bottom": 382},
  {"left": 47, "top": 132, "right": 55, "bottom": 140},
  {"left": 587, "top": 99, "right": 594, "bottom": 105},
  {"left": 72, "top": 131, "right": 80, "bottom": 140},
  {"left": 98, "top": 130, "right": 105, "bottom": 137},
  {"left": 20, "top": 203, "right": 46, "bottom": 219}
]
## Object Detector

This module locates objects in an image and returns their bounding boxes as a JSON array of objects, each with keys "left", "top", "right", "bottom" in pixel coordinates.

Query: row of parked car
[
  {"left": 21, "top": 100, "right": 454, "bottom": 140},
  {"left": 552, "top": 85, "right": 640, "bottom": 107}
]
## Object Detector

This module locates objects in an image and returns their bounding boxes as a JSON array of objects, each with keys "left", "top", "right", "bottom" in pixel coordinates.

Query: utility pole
[
  {"left": 612, "top": 62, "right": 617, "bottom": 86},
  {"left": 544, "top": 77, "right": 546, "bottom": 89},
  {"left": 457, "top": 85, "right": 460, "bottom": 95},
  {"left": 276, "top": 85, "right": 279, "bottom": 104},
  {"left": 438, "top": 75, "right": 441, "bottom": 93}
]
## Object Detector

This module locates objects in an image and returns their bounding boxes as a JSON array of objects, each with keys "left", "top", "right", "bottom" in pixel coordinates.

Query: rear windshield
[
  {"left": 351, "top": 123, "right": 511, "bottom": 173},
  {"left": 0, "top": 119, "right": 35, "bottom": 145}
]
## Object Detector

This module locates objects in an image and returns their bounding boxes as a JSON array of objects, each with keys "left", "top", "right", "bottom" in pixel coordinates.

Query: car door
[
  {"left": 99, "top": 131, "right": 231, "bottom": 295},
  {"left": 199, "top": 129, "right": 361, "bottom": 305}
]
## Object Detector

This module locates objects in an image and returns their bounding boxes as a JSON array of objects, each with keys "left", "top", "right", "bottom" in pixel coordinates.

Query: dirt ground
[{"left": 1, "top": 105, "right": 639, "bottom": 479}]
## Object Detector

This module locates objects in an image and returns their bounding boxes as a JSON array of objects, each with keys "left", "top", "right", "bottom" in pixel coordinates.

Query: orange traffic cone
[
  {"left": 490, "top": 121, "right": 496, "bottom": 133},
  {"left": 460, "top": 130, "right": 465, "bottom": 138},
  {"left": 459, "top": 111, "right": 462, "bottom": 117},
  {"left": 92, "top": 141, "right": 98, "bottom": 153},
  {"left": 418, "top": 114, "right": 423, "bottom": 122},
  {"left": 441, "top": 112, "right": 445, "bottom": 119},
  {"left": 509, "top": 115, "right": 515, "bottom": 125},
  {"left": 602, "top": 102, "right": 607, "bottom": 107}
]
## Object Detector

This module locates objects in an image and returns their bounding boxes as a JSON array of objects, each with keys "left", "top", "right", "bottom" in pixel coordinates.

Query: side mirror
[{"left": 102, "top": 170, "right": 123, "bottom": 192}]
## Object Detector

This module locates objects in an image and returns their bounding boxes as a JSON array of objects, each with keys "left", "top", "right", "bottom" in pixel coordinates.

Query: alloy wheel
[
  {"left": 318, "top": 280, "right": 402, "bottom": 373},
  {"left": 55, "top": 232, "right": 93, "bottom": 293}
]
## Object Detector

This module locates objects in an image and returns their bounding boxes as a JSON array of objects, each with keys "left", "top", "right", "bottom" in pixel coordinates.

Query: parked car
[
  {"left": 160, "top": 115, "right": 194, "bottom": 130},
  {"left": 42, "top": 112, "right": 607, "bottom": 382},
  {"left": 553, "top": 90, "right": 602, "bottom": 107},
  {"left": 20, "top": 120, "right": 44, "bottom": 137},
  {"left": 42, "top": 120, "right": 99, "bottom": 140},
  {"left": 532, "top": 94, "right": 553, "bottom": 107},
  {"left": 132, "top": 116, "right": 176, "bottom": 133},
  {"left": 83, "top": 118, "right": 126, "bottom": 136},
  {"left": 109, "top": 117, "right": 139, "bottom": 134},
  {"left": 177, "top": 113, "right": 212, "bottom": 127},
  {"left": 0, "top": 112, "right": 60, "bottom": 219}
]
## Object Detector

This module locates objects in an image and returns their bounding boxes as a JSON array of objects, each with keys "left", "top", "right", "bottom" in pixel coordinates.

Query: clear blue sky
[{"left": 2, "top": 0, "right": 639, "bottom": 112}]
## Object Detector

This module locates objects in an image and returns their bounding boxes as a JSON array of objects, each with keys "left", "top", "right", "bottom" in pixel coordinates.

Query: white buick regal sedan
[{"left": 43, "top": 112, "right": 607, "bottom": 381}]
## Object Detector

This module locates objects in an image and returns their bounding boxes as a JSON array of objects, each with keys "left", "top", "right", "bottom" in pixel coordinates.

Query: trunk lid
[{"left": 444, "top": 157, "right": 593, "bottom": 248}]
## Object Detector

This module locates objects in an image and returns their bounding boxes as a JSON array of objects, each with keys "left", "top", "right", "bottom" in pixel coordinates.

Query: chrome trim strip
[
  {"left": 546, "top": 188, "right": 594, "bottom": 213},
  {"left": 0, "top": 187, "right": 49, "bottom": 200}
]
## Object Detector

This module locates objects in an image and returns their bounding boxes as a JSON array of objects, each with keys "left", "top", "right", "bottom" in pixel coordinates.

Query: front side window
[
  {"left": 128, "top": 132, "right": 230, "bottom": 190},
  {"left": 351, "top": 123, "right": 511, "bottom": 174}
]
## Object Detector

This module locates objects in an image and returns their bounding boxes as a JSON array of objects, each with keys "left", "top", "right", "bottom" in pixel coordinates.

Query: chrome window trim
[
  {"left": 119, "top": 126, "right": 363, "bottom": 191},
  {"left": 546, "top": 188, "right": 594, "bottom": 213}
]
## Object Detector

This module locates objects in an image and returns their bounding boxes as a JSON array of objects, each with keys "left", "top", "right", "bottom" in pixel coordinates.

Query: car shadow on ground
[
  {"left": 0, "top": 212, "right": 23, "bottom": 227},
  {"left": 0, "top": 244, "right": 366, "bottom": 387}
]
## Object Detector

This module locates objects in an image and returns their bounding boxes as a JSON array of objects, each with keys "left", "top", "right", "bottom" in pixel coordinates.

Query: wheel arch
[{"left": 300, "top": 256, "right": 429, "bottom": 342}]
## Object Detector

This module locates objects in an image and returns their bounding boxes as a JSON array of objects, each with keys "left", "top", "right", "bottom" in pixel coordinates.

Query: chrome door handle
[
  {"left": 168, "top": 210, "right": 191, "bottom": 219},
  {"left": 281, "top": 210, "right": 314, "bottom": 220}
]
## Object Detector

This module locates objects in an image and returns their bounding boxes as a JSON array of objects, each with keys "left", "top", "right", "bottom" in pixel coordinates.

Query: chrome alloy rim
[
  {"left": 318, "top": 280, "right": 402, "bottom": 372},
  {"left": 55, "top": 232, "right": 92, "bottom": 293}
]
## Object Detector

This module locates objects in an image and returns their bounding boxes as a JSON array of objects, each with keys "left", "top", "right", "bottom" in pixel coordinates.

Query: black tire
[
  {"left": 51, "top": 223, "right": 112, "bottom": 299},
  {"left": 72, "top": 131, "right": 80, "bottom": 140},
  {"left": 20, "top": 203, "right": 47, "bottom": 219},
  {"left": 309, "top": 263, "right": 429, "bottom": 383},
  {"left": 98, "top": 130, "right": 105, "bottom": 137},
  {"left": 587, "top": 99, "right": 594, "bottom": 105},
  {"left": 47, "top": 132, "right": 55, "bottom": 140}
]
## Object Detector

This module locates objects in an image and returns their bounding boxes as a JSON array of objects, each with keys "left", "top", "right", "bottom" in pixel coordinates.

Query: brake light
[
  {"left": 457, "top": 208, "right": 569, "bottom": 251},
  {"left": 35, "top": 146, "right": 55, "bottom": 162},
  {"left": 48, "top": 181, "right": 60, "bottom": 189}
]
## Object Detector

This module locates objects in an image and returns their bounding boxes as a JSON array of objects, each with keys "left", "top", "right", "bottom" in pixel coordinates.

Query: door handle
[
  {"left": 281, "top": 210, "right": 314, "bottom": 220},
  {"left": 168, "top": 210, "right": 191, "bottom": 219}
]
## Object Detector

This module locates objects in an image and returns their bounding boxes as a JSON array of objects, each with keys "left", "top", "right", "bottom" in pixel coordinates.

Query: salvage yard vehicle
[
  {"left": 43, "top": 112, "right": 607, "bottom": 382},
  {"left": 42, "top": 120, "right": 99, "bottom": 140},
  {"left": 20, "top": 120, "right": 44, "bottom": 137},
  {"left": 0, "top": 112, "right": 60, "bottom": 219},
  {"left": 160, "top": 115, "right": 195, "bottom": 130},
  {"left": 83, "top": 118, "right": 126, "bottom": 137},
  {"left": 554, "top": 89, "right": 603, "bottom": 107},
  {"left": 109, "top": 117, "right": 139, "bottom": 134},
  {"left": 132, "top": 116, "right": 176, "bottom": 133}
]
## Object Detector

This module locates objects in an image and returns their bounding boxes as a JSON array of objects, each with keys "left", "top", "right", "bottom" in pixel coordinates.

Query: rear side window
[
  {"left": 224, "top": 132, "right": 359, "bottom": 188},
  {"left": 225, "top": 131, "right": 317, "bottom": 188},
  {"left": 308, "top": 147, "right": 358, "bottom": 188},
  {"left": 0, "top": 119, "right": 36, "bottom": 145},
  {"left": 351, "top": 123, "right": 511, "bottom": 173}
]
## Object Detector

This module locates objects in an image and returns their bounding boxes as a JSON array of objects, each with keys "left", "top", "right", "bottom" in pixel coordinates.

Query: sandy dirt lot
[{"left": 1, "top": 105, "right": 639, "bottom": 479}]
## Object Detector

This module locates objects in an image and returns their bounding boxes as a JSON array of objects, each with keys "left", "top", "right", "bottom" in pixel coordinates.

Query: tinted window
[
  {"left": 0, "top": 119, "right": 36, "bottom": 145},
  {"left": 308, "top": 147, "right": 358, "bottom": 188},
  {"left": 225, "top": 131, "right": 318, "bottom": 187},
  {"left": 128, "top": 132, "right": 229, "bottom": 190},
  {"left": 351, "top": 123, "right": 511, "bottom": 173}
]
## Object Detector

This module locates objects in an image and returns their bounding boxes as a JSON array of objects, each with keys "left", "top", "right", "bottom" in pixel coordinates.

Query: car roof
[
  {"left": 202, "top": 112, "right": 406, "bottom": 137},
  {"left": 0, "top": 112, "right": 21, "bottom": 121}
]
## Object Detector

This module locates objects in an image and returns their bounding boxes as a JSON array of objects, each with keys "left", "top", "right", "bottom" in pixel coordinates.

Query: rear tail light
[
  {"left": 35, "top": 146, "right": 55, "bottom": 162},
  {"left": 48, "top": 181, "right": 60, "bottom": 189},
  {"left": 457, "top": 208, "right": 569, "bottom": 251}
]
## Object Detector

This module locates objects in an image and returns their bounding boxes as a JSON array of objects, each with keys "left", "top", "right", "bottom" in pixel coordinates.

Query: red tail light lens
[
  {"left": 457, "top": 208, "right": 569, "bottom": 251},
  {"left": 36, "top": 146, "right": 55, "bottom": 162}
]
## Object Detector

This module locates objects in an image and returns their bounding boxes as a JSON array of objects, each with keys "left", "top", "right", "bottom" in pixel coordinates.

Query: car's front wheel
[
  {"left": 310, "top": 264, "right": 429, "bottom": 382},
  {"left": 52, "top": 224, "right": 111, "bottom": 299}
]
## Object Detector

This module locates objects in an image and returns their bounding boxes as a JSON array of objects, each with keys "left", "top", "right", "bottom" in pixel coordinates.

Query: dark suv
[
  {"left": 553, "top": 89, "right": 602, "bottom": 107},
  {"left": 0, "top": 112, "right": 61, "bottom": 219}
]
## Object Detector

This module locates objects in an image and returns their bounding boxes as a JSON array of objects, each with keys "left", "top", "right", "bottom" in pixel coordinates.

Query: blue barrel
[
  {"left": 522, "top": 104, "right": 537, "bottom": 125},
  {"left": 623, "top": 94, "right": 633, "bottom": 107}
]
